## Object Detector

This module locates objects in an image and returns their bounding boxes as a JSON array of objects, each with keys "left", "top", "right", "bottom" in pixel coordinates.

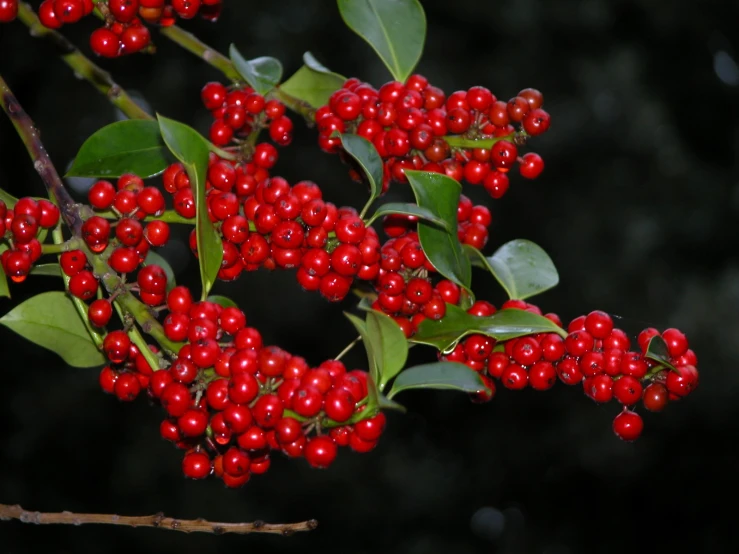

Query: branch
[
  {"left": 0, "top": 503, "right": 317, "bottom": 536},
  {"left": 0, "top": 74, "right": 84, "bottom": 234},
  {"left": 16, "top": 2, "right": 152, "bottom": 121},
  {"left": 158, "top": 25, "right": 241, "bottom": 82}
]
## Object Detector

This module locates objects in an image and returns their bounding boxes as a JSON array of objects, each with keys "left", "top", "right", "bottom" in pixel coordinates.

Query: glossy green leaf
[
  {"left": 0, "top": 188, "right": 18, "bottom": 208},
  {"left": 0, "top": 256, "right": 8, "bottom": 299},
  {"left": 279, "top": 62, "right": 346, "bottom": 109},
  {"left": 645, "top": 335, "right": 680, "bottom": 373},
  {"left": 143, "top": 251, "right": 176, "bottom": 292},
  {"left": 229, "top": 46, "right": 283, "bottom": 96},
  {"left": 366, "top": 309, "right": 408, "bottom": 390},
  {"left": 377, "top": 392, "right": 407, "bottom": 412},
  {"left": 406, "top": 170, "right": 471, "bottom": 290},
  {"left": 0, "top": 291, "right": 105, "bottom": 367},
  {"left": 340, "top": 133, "right": 384, "bottom": 204},
  {"left": 30, "top": 263, "right": 62, "bottom": 277},
  {"left": 157, "top": 115, "right": 223, "bottom": 301},
  {"left": 467, "top": 240, "right": 559, "bottom": 300},
  {"left": 344, "top": 312, "right": 378, "bottom": 384},
  {"left": 303, "top": 51, "right": 340, "bottom": 75},
  {"left": 65, "top": 120, "right": 169, "bottom": 178},
  {"left": 337, "top": 0, "right": 426, "bottom": 83},
  {"left": 365, "top": 202, "right": 451, "bottom": 231},
  {"left": 410, "top": 304, "right": 567, "bottom": 352},
  {"left": 207, "top": 295, "right": 239, "bottom": 309},
  {"left": 387, "top": 361, "right": 486, "bottom": 399}
]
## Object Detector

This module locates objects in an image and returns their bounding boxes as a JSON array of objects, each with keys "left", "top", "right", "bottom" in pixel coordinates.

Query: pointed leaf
[
  {"left": 143, "top": 251, "right": 176, "bottom": 292},
  {"left": 229, "top": 46, "right": 283, "bottom": 96},
  {"left": 303, "top": 52, "right": 339, "bottom": 75},
  {"left": 344, "top": 312, "right": 378, "bottom": 384},
  {"left": 30, "top": 263, "right": 62, "bottom": 277},
  {"left": 365, "top": 202, "right": 451, "bottom": 230},
  {"left": 387, "top": 361, "right": 486, "bottom": 399},
  {"left": 406, "top": 170, "right": 471, "bottom": 290},
  {"left": 0, "top": 188, "right": 18, "bottom": 208},
  {"left": 410, "top": 304, "right": 566, "bottom": 352},
  {"left": 207, "top": 295, "right": 239, "bottom": 309},
  {"left": 65, "top": 120, "right": 169, "bottom": 178},
  {"left": 366, "top": 309, "right": 408, "bottom": 390},
  {"left": 467, "top": 240, "right": 559, "bottom": 300},
  {"left": 337, "top": 0, "right": 426, "bottom": 83},
  {"left": 645, "top": 335, "right": 680, "bottom": 373},
  {"left": 340, "top": 133, "right": 383, "bottom": 203},
  {"left": 377, "top": 393, "right": 407, "bottom": 412},
  {"left": 157, "top": 115, "right": 223, "bottom": 300},
  {"left": 279, "top": 63, "right": 346, "bottom": 109},
  {"left": 0, "top": 291, "right": 105, "bottom": 367}
]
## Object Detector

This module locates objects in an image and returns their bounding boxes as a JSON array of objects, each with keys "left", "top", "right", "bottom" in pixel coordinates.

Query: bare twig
[{"left": 0, "top": 503, "right": 317, "bottom": 536}]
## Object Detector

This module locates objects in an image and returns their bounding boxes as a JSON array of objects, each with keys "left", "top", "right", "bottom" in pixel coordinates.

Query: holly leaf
[
  {"left": 30, "top": 263, "right": 62, "bottom": 277},
  {"left": 466, "top": 239, "right": 559, "bottom": 300},
  {"left": 340, "top": 133, "right": 384, "bottom": 206},
  {"left": 365, "top": 202, "right": 451, "bottom": 231},
  {"left": 366, "top": 309, "right": 408, "bottom": 390},
  {"left": 65, "top": 120, "right": 169, "bottom": 178},
  {"left": 645, "top": 335, "right": 680, "bottom": 374},
  {"left": 0, "top": 291, "right": 105, "bottom": 367},
  {"left": 0, "top": 260, "right": 8, "bottom": 299},
  {"left": 143, "top": 251, "right": 176, "bottom": 292},
  {"left": 157, "top": 114, "right": 223, "bottom": 301},
  {"left": 0, "top": 188, "right": 19, "bottom": 208},
  {"left": 337, "top": 0, "right": 426, "bottom": 83},
  {"left": 207, "top": 295, "right": 239, "bottom": 309},
  {"left": 229, "top": 45, "right": 283, "bottom": 96},
  {"left": 405, "top": 170, "right": 471, "bottom": 291},
  {"left": 387, "top": 361, "right": 486, "bottom": 399},
  {"left": 279, "top": 52, "right": 346, "bottom": 109},
  {"left": 410, "top": 304, "right": 566, "bottom": 352},
  {"left": 344, "top": 311, "right": 378, "bottom": 384}
]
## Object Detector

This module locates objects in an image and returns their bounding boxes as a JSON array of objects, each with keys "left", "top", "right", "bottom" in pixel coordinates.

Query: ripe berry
[
  {"left": 642, "top": 382, "right": 669, "bottom": 412},
  {"left": 612, "top": 409, "right": 643, "bottom": 442},
  {"left": 519, "top": 153, "right": 545, "bottom": 179},
  {"left": 0, "top": 0, "right": 18, "bottom": 22},
  {"left": 90, "top": 28, "right": 121, "bottom": 58},
  {"left": 182, "top": 450, "right": 211, "bottom": 479},
  {"left": 113, "top": 372, "right": 141, "bottom": 401},
  {"left": 88, "top": 299, "right": 113, "bottom": 327},
  {"left": 353, "top": 412, "right": 386, "bottom": 442},
  {"left": 304, "top": 436, "right": 338, "bottom": 469},
  {"left": 68, "top": 270, "right": 98, "bottom": 300},
  {"left": 613, "top": 375, "right": 643, "bottom": 406},
  {"left": 103, "top": 330, "right": 131, "bottom": 364}
]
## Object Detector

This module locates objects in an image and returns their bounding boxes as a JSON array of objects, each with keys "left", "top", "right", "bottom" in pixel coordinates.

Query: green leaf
[
  {"left": 303, "top": 51, "right": 339, "bottom": 75},
  {"left": 366, "top": 309, "right": 408, "bottom": 390},
  {"left": 387, "top": 361, "right": 486, "bottom": 399},
  {"left": 344, "top": 311, "right": 378, "bottom": 384},
  {"left": 65, "top": 120, "right": 169, "bottom": 178},
  {"left": 0, "top": 291, "right": 106, "bottom": 367},
  {"left": 410, "top": 304, "right": 566, "bottom": 352},
  {"left": 0, "top": 188, "right": 19, "bottom": 208},
  {"left": 0, "top": 261, "right": 8, "bottom": 299},
  {"left": 339, "top": 133, "right": 384, "bottom": 206},
  {"left": 157, "top": 114, "right": 223, "bottom": 301},
  {"left": 365, "top": 202, "right": 451, "bottom": 230},
  {"left": 466, "top": 240, "right": 559, "bottom": 300},
  {"left": 337, "top": 0, "right": 426, "bottom": 83},
  {"left": 405, "top": 170, "right": 471, "bottom": 290},
  {"left": 645, "top": 335, "right": 680, "bottom": 373},
  {"left": 30, "top": 263, "right": 62, "bottom": 277},
  {"left": 207, "top": 295, "right": 239, "bottom": 309},
  {"left": 143, "top": 251, "right": 176, "bottom": 292},
  {"left": 377, "top": 393, "right": 407, "bottom": 412},
  {"left": 229, "top": 45, "right": 283, "bottom": 96},
  {"left": 279, "top": 62, "right": 346, "bottom": 109}
]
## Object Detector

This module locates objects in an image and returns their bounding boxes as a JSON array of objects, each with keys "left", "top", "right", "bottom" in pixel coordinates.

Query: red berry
[
  {"left": 182, "top": 450, "right": 211, "bottom": 479},
  {"left": 519, "top": 153, "right": 544, "bottom": 179},
  {"left": 0, "top": 0, "right": 18, "bottom": 22},
  {"left": 88, "top": 299, "right": 113, "bottom": 327},
  {"left": 90, "top": 28, "right": 121, "bottom": 58},
  {"left": 642, "top": 382, "right": 669, "bottom": 412},
  {"left": 612, "top": 409, "right": 643, "bottom": 442},
  {"left": 613, "top": 375, "right": 643, "bottom": 406},
  {"left": 304, "top": 436, "right": 337, "bottom": 469}
]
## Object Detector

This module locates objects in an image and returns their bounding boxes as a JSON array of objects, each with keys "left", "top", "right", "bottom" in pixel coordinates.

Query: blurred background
[{"left": 1, "top": 0, "right": 738, "bottom": 552}]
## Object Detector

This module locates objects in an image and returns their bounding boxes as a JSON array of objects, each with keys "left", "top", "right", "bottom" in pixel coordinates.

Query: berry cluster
[
  {"left": 0, "top": 197, "right": 61, "bottom": 282},
  {"left": 315, "top": 76, "right": 550, "bottom": 198},
  {"left": 100, "top": 289, "right": 385, "bottom": 487},
  {"left": 442, "top": 304, "right": 699, "bottom": 441},
  {"left": 201, "top": 82, "right": 294, "bottom": 148}
]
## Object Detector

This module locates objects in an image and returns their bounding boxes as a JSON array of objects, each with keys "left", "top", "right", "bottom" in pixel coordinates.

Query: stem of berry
[
  {"left": 334, "top": 335, "right": 362, "bottom": 361},
  {"left": 96, "top": 209, "right": 194, "bottom": 225},
  {"left": 52, "top": 228, "right": 105, "bottom": 349},
  {"left": 0, "top": 503, "right": 317, "bottom": 535},
  {"left": 40, "top": 241, "right": 77, "bottom": 255},
  {"left": 157, "top": 25, "right": 241, "bottom": 82},
  {"left": 112, "top": 299, "right": 164, "bottom": 371},
  {"left": 15, "top": 3, "right": 151, "bottom": 121}
]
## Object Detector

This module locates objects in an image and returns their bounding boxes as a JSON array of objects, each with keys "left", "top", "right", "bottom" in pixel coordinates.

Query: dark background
[{"left": 1, "top": 1, "right": 738, "bottom": 552}]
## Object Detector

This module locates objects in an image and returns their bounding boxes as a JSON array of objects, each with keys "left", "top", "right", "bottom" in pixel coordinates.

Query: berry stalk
[{"left": 15, "top": 3, "right": 151, "bottom": 121}]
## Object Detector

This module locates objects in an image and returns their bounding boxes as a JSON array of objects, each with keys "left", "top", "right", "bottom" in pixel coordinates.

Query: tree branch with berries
[{"left": 0, "top": 0, "right": 699, "bottom": 535}]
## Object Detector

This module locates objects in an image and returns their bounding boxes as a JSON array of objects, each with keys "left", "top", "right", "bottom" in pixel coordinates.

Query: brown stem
[
  {"left": 0, "top": 503, "right": 317, "bottom": 536},
  {"left": 0, "top": 74, "right": 84, "bottom": 234},
  {"left": 16, "top": 3, "right": 151, "bottom": 121}
]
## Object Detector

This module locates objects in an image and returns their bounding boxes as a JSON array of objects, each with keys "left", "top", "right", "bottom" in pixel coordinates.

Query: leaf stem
[
  {"left": 112, "top": 299, "right": 164, "bottom": 371},
  {"left": 16, "top": 3, "right": 151, "bottom": 121},
  {"left": 0, "top": 503, "right": 317, "bottom": 535},
  {"left": 334, "top": 335, "right": 362, "bottom": 361}
]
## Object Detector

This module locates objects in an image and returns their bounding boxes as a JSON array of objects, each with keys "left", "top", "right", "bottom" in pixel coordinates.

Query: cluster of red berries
[
  {"left": 0, "top": 197, "right": 61, "bottom": 282},
  {"left": 100, "top": 288, "right": 385, "bottom": 487},
  {"left": 315, "top": 76, "right": 550, "bottom": 198},
  {"left": 201, "top": 82, "right": 294, "bottom": 148},
  {"left": 441, "top": 303, "right": 699, "bottom": 441}
]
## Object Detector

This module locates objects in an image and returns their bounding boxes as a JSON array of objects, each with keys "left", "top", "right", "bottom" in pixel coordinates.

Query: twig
[
  {"left": 16, "top": 3, "right": 152, "bottom": 121},
  {"left": 158, "top": 25, "right": 241, "bottom": 82},
  {"left": 0, "top": 503, "right": 317, "bottom": 536}
]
